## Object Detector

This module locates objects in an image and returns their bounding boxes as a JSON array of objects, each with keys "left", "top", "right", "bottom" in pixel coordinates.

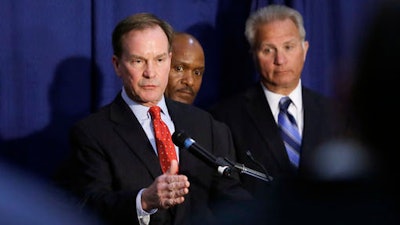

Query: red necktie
[{"left": 149, "top": 106, "right": 178, "bottom": 173}]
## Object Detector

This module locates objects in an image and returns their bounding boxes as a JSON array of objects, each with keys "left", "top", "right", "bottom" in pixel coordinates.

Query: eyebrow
[
  {"left": 260, "top": 38, "right": 299, "bottom": 47},
  {"left": 128, "top": 52, "right": 169, "bottom": 60},
  {"left": 156, "top": 52, "right": 169, "bottom": 58},
  {"left": 173, "top": 61, "right": 205, "bottom": 69}
]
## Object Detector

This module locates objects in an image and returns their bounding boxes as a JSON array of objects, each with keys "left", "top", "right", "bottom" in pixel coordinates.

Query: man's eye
[
  {"left": 285, "top": 45, "right": 294, "bottom": 51},
  {"left": 175, "top": 65, "right": 184, "bottom": 72},
  {"left": 194, "top": 70, "right": 203, "bottom": 76},
  {"left": 261, "top": 48, "right": 274, "bottom": 54},
  {"left": 131, "top": 59, "right": 143, "bottom": 64}
]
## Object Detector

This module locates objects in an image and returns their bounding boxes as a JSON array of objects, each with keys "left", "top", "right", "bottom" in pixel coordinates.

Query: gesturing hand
[{"left": 141, "top": 160, "right": 190, "bottom": 211}]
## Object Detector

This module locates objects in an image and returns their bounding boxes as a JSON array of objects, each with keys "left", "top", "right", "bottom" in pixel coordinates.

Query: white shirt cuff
[{"left": 136, "top": 188, "right": 158, "bottom": 225}]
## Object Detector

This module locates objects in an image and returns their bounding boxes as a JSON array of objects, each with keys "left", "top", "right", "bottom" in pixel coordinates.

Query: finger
[
  {"left": 169, "top": 187, "right": 189, "bottom": 198},
  {"left": 166, "top": 159, "right": 179, "bottom": 175}
]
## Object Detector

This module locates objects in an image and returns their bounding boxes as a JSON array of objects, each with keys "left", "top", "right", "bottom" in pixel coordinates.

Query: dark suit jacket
[
  {"left": 210, "top": 84, "right": 345, "bottom": 194},
  {"left": 55, "top": 93, "right": 251, "bottom": 225}
]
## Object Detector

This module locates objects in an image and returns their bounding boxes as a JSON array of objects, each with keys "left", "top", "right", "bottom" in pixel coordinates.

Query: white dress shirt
[
  {"left": 121, "top": 87, "right": 179, "bottom": 225},
  {"left": 262, "top": 80, "right": 304, "bottom": 136}
]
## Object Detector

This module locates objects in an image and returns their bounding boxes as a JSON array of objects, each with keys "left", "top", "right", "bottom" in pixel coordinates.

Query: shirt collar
[
  {"left": 263, "top": 80, "right": 303, "bottom": 112},
  {"left": 121, "top": 87, "right": 169, "bottom": 120}
]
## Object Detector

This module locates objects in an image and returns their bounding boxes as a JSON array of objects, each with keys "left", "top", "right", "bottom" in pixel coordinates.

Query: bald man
[{"left": 165, "top": 32, "right": 205, "bottom": 104}]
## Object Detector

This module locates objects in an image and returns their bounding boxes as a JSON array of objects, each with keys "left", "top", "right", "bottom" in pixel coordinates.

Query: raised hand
[{"left": 141, "top": 160, "right": 190, "bottom": 210}]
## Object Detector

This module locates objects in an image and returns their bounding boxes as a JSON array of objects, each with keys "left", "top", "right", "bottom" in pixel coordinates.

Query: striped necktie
[
  {"left": 278, "top": 97, "right": 302, "bottom": 168},
  {"left": 149, "top": 106, "right": 178, "bottom": 173}
]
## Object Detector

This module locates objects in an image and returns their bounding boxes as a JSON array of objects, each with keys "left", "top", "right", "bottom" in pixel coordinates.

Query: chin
[{"left": 174, "top": 97, "right": 192, "bottom": 104}]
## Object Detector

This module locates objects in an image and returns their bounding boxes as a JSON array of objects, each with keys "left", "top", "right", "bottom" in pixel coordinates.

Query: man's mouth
[{"left": 177, "top": 88, "right": 194, "bottom": 96}]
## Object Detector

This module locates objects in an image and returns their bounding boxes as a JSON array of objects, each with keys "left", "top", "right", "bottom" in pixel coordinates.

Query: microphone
[
  {"left": 172, "top": 130, "right": 232, "bottom": 176},
  {"left": 172, "top": 130, "right": 272, "bottom": 182}
]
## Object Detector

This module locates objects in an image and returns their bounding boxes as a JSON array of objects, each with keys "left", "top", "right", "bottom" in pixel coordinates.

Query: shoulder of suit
[{"left": 167, "top": 98, "right": 210, "bottom": 116}]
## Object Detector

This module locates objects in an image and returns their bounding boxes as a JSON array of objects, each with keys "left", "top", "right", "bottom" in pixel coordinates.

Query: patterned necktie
[
  {"left": 149, "top": 106, "right": 178, "bottom": 173},
  {"left": 278, "top": 97, "right": 302, "bottom": 168}
]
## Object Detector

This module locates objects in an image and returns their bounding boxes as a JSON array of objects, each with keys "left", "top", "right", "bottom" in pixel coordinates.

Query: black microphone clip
[{"left": 223, "top": 157, "right": 273, "bottom": 182}]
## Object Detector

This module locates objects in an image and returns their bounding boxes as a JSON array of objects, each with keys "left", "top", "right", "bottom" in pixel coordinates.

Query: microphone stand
[
  {"left": 172, "top": 130, "right": 273, "bottom": 182},
  {"left": 221, "top": 157, "right": 273, "bottom": 183}
]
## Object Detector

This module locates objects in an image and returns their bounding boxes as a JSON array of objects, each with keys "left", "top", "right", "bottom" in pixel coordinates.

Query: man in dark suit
[
  {"left": 55, "top": 13, "right": 251, "bottom": 225},
  {"left": 210, "top": 5, "right": 344, "bottom": 195}
]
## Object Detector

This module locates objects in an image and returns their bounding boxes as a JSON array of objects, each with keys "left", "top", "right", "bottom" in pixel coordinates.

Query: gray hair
[{"left": 245, "top": 4, "right": 306, "bottom": 51}]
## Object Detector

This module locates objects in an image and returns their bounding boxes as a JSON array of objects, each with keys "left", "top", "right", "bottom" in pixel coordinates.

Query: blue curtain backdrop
[{"left": 0, "top": 0, "right": 382, "bottom": 178}]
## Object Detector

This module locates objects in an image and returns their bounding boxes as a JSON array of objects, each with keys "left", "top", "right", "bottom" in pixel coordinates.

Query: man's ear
[{"left": 112, "top": 55, "right": 121, "bottom": 77}]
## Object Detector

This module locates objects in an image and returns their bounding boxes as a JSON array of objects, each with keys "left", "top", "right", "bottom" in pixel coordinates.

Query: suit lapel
[
  {"left": 109, "top": 94, "right": 162, "bottom": 178},
  {"left": 301, "top": 88, "right": 324, "bottom": 162},
  {"left": 245, "top": 85, "right": 291, "bottom": 168},
  {"left": 163, "top": 99, "right": 192, "bottom": 223},
  {"left": 164, "top": 99, "right": 195, "bottom": 177}
]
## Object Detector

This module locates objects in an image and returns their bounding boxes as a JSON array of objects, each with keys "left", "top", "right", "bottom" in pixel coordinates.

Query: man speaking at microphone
[{"left": 55, "top": 13, "right": 252, "bottom": 225}]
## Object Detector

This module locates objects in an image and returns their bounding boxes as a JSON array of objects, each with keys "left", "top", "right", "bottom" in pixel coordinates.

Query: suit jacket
[
  {"left": 55, "top": 93, "right": 251, "bottom": 225},
  {"left": 210, "top": 84, "right": 345, "bottom": 194}
]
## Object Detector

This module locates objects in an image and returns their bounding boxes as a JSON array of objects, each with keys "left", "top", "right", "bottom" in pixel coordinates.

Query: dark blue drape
[{"left": 0, "top": 0, "right": 382, "bottom": 178}]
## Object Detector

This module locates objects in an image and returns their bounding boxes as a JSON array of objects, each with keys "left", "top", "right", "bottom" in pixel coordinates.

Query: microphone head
[{"left": 172, "top": 130, "right": 190, "bottom": 147}]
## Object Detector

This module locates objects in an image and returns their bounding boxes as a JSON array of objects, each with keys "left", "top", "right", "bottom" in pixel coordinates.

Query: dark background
[{"left": 0, "top": 0, "right": 381, "bottom": 178}]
